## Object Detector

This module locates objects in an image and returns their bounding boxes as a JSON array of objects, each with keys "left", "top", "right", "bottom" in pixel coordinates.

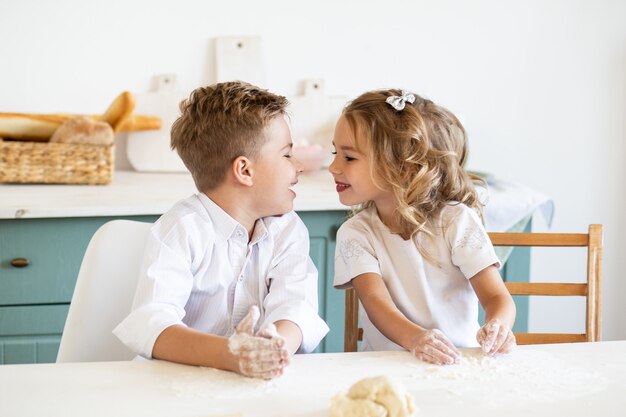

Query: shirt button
[{"left": 236, "top": 230, "right": 244, "bottom": 238}]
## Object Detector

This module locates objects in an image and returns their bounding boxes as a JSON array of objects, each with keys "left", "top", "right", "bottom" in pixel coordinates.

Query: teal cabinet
[
  {"left": 0, "top": 215, "right": 157, "bottom": 364},
  {"left": 0, "top": 211, "right": 529, "bottom": 364},
  {"left": 0, "top": 305, "right": 69, "bottom": 364},
  {"left": 0, "top": 212, "right": 347, "bottom": 363},
  {"left": 298, "top": 211, "right": 348, "bottom": 353}
]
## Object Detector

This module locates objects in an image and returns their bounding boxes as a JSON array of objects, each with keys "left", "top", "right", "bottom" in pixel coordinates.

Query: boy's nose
[{"left": 294, "top": 157, "right": 304, "bottom": 174}]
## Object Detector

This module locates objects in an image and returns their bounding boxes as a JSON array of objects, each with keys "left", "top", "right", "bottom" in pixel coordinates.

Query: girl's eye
[
  {"left": 284, "top": 154, "right": 292, "bottom": 158},
  {"left": 331, "top": 151, "right": 337, "bottom": 155},
  {"left": 345, "top": 156, "right": 355, "bottom": 162}
]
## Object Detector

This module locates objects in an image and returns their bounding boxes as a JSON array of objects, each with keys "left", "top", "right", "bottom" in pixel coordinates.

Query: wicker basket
[{"left": 0, "top": 139, "right": 114, "bottom": 185}]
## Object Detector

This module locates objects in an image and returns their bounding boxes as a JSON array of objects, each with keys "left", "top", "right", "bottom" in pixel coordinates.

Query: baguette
[
  {"left": 0, "top": 113, "right": 162, "bottom": 141},
  {"left": 0, "top": 113, "right": 69, "bottom": 141},
  {"left": 119, "top": 114, "right": 162, "bottom": 131},
  {"left": 100, "top": 91, "right": 136, "bottom": 133}
]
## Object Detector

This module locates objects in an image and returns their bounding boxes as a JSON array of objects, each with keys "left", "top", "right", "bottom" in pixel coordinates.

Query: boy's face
[
  {"left": 250, "top": 116, "right": 303, "bottom": 217},
  {"left": 329, "top": 116, "right": 392, "bottom": 207}
]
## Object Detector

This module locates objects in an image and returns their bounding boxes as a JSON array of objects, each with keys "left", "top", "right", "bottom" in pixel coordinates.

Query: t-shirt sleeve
[
  {"left": 447, "top": 206, "right": 501, "bottom": 279},
  {"left": 333, "top": 222, "right": 381, "bottom": 289}
]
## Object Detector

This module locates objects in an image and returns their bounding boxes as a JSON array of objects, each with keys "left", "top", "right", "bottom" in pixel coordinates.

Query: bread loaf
[{"left": 49, "top": 116, "right": 114, "bottom": 145}]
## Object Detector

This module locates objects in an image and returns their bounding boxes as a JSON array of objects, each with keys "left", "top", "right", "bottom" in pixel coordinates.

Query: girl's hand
[
  {"left": 476, "top": 318, "right": 516, "bottom": 356},
  {"left": 409, "top": 328, "right": 461, "bottom": 365},
  {"left": 228, "top": 306, "right": 290, "bottom": 379}
]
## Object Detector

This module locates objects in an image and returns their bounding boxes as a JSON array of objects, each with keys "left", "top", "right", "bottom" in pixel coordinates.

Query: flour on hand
[
  {"left": 329, "top": 376, "right": 417, "bottom": 417},
  {"left": 228, "top": 305, "right": 289, "bottom": 379}
]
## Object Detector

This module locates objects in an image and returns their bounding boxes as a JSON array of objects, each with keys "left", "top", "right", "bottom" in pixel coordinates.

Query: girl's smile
[{"left": 335, "top": 181, "right": 350, "bottom": 192}]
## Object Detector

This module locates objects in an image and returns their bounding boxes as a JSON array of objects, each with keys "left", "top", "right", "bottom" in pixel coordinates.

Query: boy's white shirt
[
  {"left": 114, "top": 193, "right": 329, "bottom": 357},
  {"left": 334, "top": 203, "right": 501, "bottom": 351}
]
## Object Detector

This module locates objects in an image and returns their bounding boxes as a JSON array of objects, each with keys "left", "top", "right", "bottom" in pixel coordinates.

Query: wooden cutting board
[
  {"left": 288, "top": 79, "right": 347, "bottom": 150},
  {"left": 126, "top": 74, "right": 188, "bottom": 172}
]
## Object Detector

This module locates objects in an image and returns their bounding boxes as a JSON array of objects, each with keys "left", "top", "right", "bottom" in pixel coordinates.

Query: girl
[{"left": 330, "top": 89, "right": 516, "bottom": 365}]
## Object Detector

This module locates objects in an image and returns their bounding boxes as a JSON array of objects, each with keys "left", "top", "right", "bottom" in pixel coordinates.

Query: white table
[{"left": 1, "top": 341, "right": 624, "bottom": 417}]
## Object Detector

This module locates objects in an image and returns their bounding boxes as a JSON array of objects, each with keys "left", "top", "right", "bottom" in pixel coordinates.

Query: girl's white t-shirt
[{"left": 334, "top": 203, "right": 501, "bottom": 351}]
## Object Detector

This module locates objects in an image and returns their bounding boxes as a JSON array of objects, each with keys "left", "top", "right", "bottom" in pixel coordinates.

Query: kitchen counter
[
  {"left": 0, "top": 170, "right": 553, "bottom": 232},
  {"left": 0, "top": 170, "right": 342, "bottom": 219},
  {"left": 1, "top": 341, "right": 624, "bottom": 417}
]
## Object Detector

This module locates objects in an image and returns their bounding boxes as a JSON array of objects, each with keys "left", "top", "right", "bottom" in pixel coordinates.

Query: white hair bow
[{"left": 385, "top": 90, "right": 416, "bottom": 111}]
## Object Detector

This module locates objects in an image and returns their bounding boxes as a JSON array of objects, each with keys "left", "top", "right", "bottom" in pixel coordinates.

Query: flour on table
[
  {"left": 169, "top": 367, "right": 277, "bottom": 399},
  {"left": 406, "top": 348, "right": 608, "bottom": 406},
  {"left": 329, "top": 376, "right": 417, "bottom": 417}
]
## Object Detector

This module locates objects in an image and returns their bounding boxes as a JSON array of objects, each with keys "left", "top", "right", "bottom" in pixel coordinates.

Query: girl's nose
[{"left": 328, "top": 157, "right": 339, "bottom": 174}]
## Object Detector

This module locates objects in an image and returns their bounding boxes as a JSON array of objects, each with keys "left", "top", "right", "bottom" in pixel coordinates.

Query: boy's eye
[{"left": 331, "top": 151, "right": 337, "bottom": 155}]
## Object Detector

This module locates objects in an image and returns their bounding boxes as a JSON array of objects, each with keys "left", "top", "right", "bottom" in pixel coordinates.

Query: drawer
[
  {"left": 0, "top": 304, "right": 69, "bottom": 364},
  {"left": 0, "top": 216, "right": 157, "bottom": 305},
  {"left": 0, "top": 304, "right": 70, "bottom": 336}
]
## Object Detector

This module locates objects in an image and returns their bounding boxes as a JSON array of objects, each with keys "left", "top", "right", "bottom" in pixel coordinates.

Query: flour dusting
[
  {"left": 170, "top": 367, "right": 278, "bottom": 399},
  {"left": 406, "top": 348, "right": 608, "bottom": 406}
]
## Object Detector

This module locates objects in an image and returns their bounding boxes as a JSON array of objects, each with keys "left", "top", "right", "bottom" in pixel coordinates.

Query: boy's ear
[{"left": 232, "top": 156, "right": 254, "bottom": 187}]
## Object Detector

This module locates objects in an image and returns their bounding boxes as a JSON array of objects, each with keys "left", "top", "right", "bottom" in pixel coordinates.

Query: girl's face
[{"left": 328, "top": 116, "right": 393, "bottom": 208}]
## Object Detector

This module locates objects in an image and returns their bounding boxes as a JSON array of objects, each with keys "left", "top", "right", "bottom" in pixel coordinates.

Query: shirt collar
[{"left": 197, "top": 193, "right": 269, "bottom": 244}]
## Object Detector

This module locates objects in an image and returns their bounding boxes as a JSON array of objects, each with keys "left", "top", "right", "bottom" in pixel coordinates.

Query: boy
[{"left": 114, "top": 81, "right": 329, "bottom": 379}]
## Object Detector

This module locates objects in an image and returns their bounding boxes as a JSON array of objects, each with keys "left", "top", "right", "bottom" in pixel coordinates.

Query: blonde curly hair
[{"left": 344, "top": 89, "right": 484, "bottom": 241}]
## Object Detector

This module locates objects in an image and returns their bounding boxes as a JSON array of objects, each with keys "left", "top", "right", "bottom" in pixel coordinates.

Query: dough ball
[
  {"left": 49, "top": 116, "right": 114, "bottom": 145},
  {"left": 329, "top": 376, "right": 417, "bottom": 417},
  {"left": 329, "top": 395, "right": 387, "bottom": 417}
]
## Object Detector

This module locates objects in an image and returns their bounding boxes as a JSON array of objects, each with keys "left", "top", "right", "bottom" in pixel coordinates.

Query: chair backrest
[
  {"left": 344, "top": 224, "right": 603, "bottom": 352},
  {"left": 56, "top": 220, "right": 153, "bottom": 362}
]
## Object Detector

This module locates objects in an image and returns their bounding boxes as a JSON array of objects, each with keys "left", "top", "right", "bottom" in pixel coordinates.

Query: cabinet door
[
  {"left": 0, "top": 216, "right": 158, "bottom": 306},
  {"left": 0, "top": 305, "right": 69, "bottom": 364},
  {"left": 298, "top": 211, "right": 347, "bottom": 353},
  {"left": 0, "top": 216, "right": 158, "bottom": 364}
]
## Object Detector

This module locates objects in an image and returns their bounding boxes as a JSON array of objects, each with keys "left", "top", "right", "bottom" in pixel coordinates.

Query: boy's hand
[
  {"left": 409, "top": 328, "right": 461, "bottom": 365},
  {"left": 477, "top": 318, "right": 516, "bottom": 356},
  {"left": 228, "top": 306, "right": 290, "bottom": 379}
]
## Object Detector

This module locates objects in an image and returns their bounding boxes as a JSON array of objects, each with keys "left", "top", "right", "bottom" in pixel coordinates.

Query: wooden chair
[{"left": 344, "top": 224, "right": 603, "bottom": 352}]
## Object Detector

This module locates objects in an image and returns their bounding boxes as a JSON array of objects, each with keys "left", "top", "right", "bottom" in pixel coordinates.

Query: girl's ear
[{"left": 232, "top": 156, "right": 254, "bottom": 187}]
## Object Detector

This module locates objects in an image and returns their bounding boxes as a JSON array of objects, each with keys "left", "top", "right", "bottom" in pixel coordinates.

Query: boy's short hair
[{"left": 171, "top": 81, "right": 289, "bottom": 192}]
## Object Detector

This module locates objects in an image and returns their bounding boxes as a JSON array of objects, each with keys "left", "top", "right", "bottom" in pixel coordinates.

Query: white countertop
[
  {"left": 1, "top": 341, "right": 624, "bottom": 417},
  {"left": 0, "top": 170, "right": 553, "bottom": 234},
  {"left": 0, "top": 170, "right": 344, "bottom": 219}
]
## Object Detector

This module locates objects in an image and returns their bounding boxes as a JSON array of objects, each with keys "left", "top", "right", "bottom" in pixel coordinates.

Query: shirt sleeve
[
  {"left": 448, "top": 206, "right": 501, "bottom": 279},
  {"left": 333, "top": 222, "right": 381, "bottom": 289},
  {"left": 113, "top": 221, "right": 196, "bottom": 358},
  {"left": 261, "top": 214, "right": 330, "bottom": 353}
]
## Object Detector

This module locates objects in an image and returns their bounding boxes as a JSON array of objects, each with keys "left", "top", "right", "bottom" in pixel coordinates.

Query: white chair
[{"left": 56, "top": 220, "right": 153, "bottom": 362}]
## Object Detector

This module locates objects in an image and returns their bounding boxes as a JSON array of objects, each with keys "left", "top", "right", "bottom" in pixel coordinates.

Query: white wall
[{"left": 2, "top": 0, "right": 625, "bottom": 340}]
